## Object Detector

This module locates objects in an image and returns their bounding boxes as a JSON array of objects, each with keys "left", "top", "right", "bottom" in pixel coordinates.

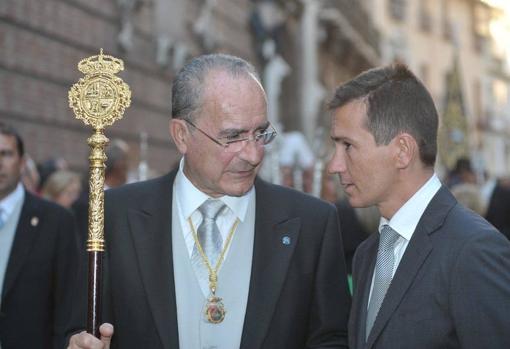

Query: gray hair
[
  {"left": 105, "top": 139, "right": 129, "bottom": 175},
  {"left": 328, "top": 63, "right": 438, "bottom": 167},
  {"left": 171, "top": 53, "right": 260, "bottom": 121}
]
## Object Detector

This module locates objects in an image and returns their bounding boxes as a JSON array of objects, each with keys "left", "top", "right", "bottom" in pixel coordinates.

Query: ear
[
  {"left": 19, "top": 154, "right": 27, "bottom": 170},
  {"left": 394, "top": 133, "right": 417, "bottom": 169},
  {"left": 169, "top": 119, "right": 189, "bottom": 155}
]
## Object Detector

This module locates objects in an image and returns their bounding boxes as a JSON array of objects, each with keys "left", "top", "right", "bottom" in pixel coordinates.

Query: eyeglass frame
[{"left": 183, "top": 118, "right": 277, "bottom": 152}]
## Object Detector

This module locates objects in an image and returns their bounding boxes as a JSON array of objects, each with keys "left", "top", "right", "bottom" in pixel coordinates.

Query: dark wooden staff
[{"left": 68, "top": 49, "right": 131, "bottom": 337}]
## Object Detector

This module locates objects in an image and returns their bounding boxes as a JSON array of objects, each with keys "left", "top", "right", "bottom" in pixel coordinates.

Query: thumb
[{"left": 99, "top": 323, "right": 114, "bottom": 348}]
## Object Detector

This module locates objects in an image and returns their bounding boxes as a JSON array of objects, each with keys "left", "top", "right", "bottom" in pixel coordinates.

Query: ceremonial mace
[{"left": 68, "top": 49, "right": 131, "bottom": 337}]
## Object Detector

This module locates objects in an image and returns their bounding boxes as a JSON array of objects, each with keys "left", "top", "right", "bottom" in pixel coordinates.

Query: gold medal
[
  {"left": 188, "top": 216, "right": 239, "bottom": 324},
  {"left": 204, "top": 295, "right": 226, "bottom": 324}
]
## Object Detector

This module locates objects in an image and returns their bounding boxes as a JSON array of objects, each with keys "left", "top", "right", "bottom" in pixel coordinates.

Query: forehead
[
  {"left": 200, "top": 70, "right": 267, "bottom": 128},
  {"left": 331, "top": 99, "right": 368, "bottom": 137},
  {"left": 0, "top": 134, "right": 18, "bottom": 149}
]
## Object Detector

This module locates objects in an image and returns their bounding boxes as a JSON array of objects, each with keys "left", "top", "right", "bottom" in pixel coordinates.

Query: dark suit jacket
[
  {"left": 72, "top": 170, "right": 351, "bottom": 348},
  {"left": 349, "top": 186, "right": 510, "bottom": 349},
  {"left": 0, "top": 191, "right": 79, "bottom": 349},
  {"left": 335, "top": 199, "right": 370, "bottom": 275},
  {"left": 485, "top": 181, "right": 510, "bottom": 240}
]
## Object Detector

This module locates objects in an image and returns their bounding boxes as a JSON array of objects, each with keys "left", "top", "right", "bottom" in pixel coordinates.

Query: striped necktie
[
  {"left": 366, "top": 224, "right": 400, "bottom": 339},
  {"left": 0, "top": 208, "right": 6, "bottom": 230}
]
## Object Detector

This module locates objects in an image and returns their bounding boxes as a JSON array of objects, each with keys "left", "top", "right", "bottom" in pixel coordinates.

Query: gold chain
[{"left": 188, "top": 215, "right": 240, "bottom": 294}]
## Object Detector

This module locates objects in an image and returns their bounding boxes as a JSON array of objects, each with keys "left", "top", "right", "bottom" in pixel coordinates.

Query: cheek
[
  {"left": 348, "top": 152, "right": 380, "bottom": 188},
  {"left": 346, "top": 151, "right": 368, "bottom": 176},
  {"left": 209, "top": 153, "right": 238, "bottom": 181}
]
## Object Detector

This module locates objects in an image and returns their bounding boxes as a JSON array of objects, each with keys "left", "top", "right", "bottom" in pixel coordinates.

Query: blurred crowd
[{"left": 18, "top": 139, "right": 133, "bottom": 245}]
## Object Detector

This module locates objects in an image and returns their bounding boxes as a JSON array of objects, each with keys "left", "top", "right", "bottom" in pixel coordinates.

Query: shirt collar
[
  {"left": 379, "top": 173, "right": 441, "bottom": 241},
  {"left": 0, "top": 182, "right": 25, "bottom": 219},
  {"left": 174, "top": 157, "right": 254, "bottom": 222}
]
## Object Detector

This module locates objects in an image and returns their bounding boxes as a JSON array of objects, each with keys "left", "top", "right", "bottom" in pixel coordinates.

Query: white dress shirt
[
  {"left": 0, "top": 182, "right": 24, "bottom": 224},
  {"left": 0, "top": 182, "right": 25, "bottom": 302},
  {"left": 173, "top": 158, "right": 254, "bottom": 259},
  {"left": 368, "top": 174, "right": 441, "bottom": 304}
]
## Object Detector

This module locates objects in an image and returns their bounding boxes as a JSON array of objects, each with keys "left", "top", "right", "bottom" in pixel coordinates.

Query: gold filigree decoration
[{"left": 68, "top": 49, "right": 131, "bottom": 252}]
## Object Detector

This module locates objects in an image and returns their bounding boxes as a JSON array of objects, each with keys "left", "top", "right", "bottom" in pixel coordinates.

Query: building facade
[
  {"left": 0, "top": 0, "right": 256, "bottom": 177},
  {"left": 362, "top": 0, "right": 510, "bottom": 177},
  {"left": 1, "top": 0, "right": 380, "bottom": 187}
]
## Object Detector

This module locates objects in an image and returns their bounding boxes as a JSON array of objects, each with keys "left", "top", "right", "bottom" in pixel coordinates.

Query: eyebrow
[
  {"left": 330, "top": 135, "right": 354, "bottom": 144},
  {"left": 217, "top": 121, "right": 270, "bottom": 138}
]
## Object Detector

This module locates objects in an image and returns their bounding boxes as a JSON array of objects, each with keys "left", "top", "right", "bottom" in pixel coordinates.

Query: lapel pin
[
  {"left": 31, "top": 216, "right": 39, "bottom": 227},
  {"left": 282, "top": 235, "right": 291, "bottom": 245}
]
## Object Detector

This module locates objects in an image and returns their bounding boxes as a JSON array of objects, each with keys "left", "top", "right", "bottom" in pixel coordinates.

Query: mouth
[
  {"left": 342, "top": 183, "right": 354, "bottom": 191},
  {"left": 235, "top": 169, "right": 255, "bottom": 176},
  {"left": 229, "top": 168, "right": 257, "bottom": 179}
]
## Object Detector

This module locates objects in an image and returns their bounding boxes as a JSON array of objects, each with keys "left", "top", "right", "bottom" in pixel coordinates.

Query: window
[
  {"left": 442, "top": 0, "right": 452, "bottom": 41},
  {"left": 472, "top": 3, "right": 490, "bottom": 52},
  {"left": 418, "top": 2, "right": 432, "bottom": 33},
  {"left": 388, "top": 0, "right": 406, "bottom": 22}
]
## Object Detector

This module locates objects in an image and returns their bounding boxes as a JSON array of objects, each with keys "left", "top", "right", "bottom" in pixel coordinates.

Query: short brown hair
[
  {"left": 328, "top": 64, "right": 438, "bottom": 167},
  {"left": 0, "top": 122, "right": 24, "bottom": 157}
]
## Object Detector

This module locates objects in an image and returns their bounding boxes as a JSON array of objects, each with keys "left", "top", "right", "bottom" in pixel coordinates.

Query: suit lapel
[
  {"left": 126, "top": 173, "right": 179, "bottom": 349},
  {"left": 366, "top": 186, "right": 456, "bottom": 348},
  {"left": 240, "top": 180, "right": 300, "bottom": 349},
  {"left": 350, "top": 234, "right": 378, "bottom": 349},
  {"left": 2, "top": 193, "right": 40, "bottom": 300},
  {"left": 365, "top": 223, "right": 433, "bottom": 348}
]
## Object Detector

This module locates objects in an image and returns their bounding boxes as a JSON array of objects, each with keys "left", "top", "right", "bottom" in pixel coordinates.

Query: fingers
[
  {"left": 99, "top": 323, "right": 114, "bottom": 348},
  {"left": 67, "top": 331, "right": 103, "bottom": 349},
  {"left": 67, "top": 323, "right": 114, "bottom": 349}
]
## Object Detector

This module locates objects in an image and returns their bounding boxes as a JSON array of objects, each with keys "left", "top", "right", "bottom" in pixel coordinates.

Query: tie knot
[
  {"left": 199, "top": 199, "right": 226, "bottom": 221},
  {"left": 379, "top": 225, "right": 400, "bottom": 250}
]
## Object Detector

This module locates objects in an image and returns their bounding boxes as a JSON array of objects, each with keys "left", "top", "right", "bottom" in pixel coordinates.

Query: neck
[
  {"left": 378, "top": 167, "right": 434, "bottom": 219},
  {"left": 0, "top": 182, "right": 20, "bottom": 202},
  {"left": 182, "top": 163, "right": 223, "bottom": 198}
]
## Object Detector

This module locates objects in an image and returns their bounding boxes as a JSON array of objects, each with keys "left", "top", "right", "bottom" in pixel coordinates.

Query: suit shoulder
[
  {"left": 255, "top": 178, "right": 335, "bottom": 213},
  {"left": 105, "top": 173, "right": 173, "bottom": 202},
  {"left": 25, "top": 192, "right": 73, "bottom": 217},
  {"left": 444, "top": 203, "right": 502, "bottom": 239}
]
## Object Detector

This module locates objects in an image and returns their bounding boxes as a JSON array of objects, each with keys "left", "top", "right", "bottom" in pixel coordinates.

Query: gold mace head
[{"left": 68, "top": 49, "right": 131, "bottom": 130}]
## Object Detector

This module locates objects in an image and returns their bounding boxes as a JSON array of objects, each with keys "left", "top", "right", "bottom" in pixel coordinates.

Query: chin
[
  {"left": 224, "top": 188, "right": 250, "bottom": 197},
  {"left": 347, "top": 196, "right": 364, "bottom": 208},
  {"left": 222, "top": 182, "right": 253, "bottom": 197}
]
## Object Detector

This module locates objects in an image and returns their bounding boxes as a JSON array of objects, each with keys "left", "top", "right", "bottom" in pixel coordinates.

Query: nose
[
  {"left": 237, "top": 139, "right": 264, "bottom": 166},
  {"left": 327, "top": 148, "right": 346, "bottom": 175}
]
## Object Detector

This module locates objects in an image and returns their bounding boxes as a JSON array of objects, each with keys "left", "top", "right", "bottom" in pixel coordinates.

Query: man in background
[
  {"left": 104, "top": 139, "right": 130, "bottom": 190},
  {"left": 0, "top": 122, "right": 79, "bottom": 348}
]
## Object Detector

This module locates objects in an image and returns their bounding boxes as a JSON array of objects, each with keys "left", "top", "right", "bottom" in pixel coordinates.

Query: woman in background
[{"left": 41, "top": 170, "right": 82, "bottom": 209}]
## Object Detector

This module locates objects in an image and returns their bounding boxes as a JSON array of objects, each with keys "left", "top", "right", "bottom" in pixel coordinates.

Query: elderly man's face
[{"left": 182, "top": 71, "right": 268, "bottom": 197}]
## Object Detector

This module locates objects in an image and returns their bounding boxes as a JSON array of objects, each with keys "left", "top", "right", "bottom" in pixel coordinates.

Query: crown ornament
[{"left": 78, "top": 48, "right": 124, "bottom": 75}]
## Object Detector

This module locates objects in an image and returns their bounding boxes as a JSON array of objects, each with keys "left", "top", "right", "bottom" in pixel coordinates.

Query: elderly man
[
  {"left": 68, "top": 53, "right": 350, "bottom": 349},
  {"left": 328, "top": 64, "right": 510, "bottom": 349}
]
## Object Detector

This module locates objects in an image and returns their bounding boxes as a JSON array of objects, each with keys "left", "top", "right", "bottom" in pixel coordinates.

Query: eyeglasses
[{"left": 184, "top": 119, "right": 277, "bottom": 153}]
